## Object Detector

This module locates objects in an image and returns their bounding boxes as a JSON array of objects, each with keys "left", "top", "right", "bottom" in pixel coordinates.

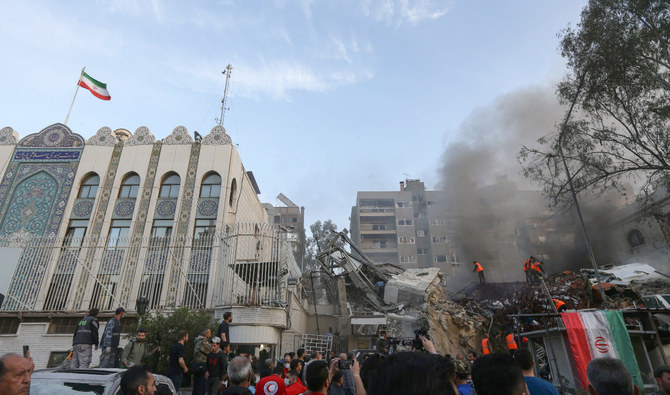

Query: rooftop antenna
[{"left": 216, "top": 64, "right": 233, "bottom": 127}]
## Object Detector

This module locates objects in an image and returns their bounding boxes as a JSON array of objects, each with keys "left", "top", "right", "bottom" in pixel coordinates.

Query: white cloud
[{"left": 364, "top": 0, "right": 451, "bottom": 26}]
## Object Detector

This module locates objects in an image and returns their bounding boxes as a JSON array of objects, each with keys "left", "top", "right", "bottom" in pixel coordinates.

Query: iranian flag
[
  {"left": 77, "top": 71, "right": 111, "bottom": 100},
  {"left": 562, "top": 310, "right": 643, "bottom": 390}
]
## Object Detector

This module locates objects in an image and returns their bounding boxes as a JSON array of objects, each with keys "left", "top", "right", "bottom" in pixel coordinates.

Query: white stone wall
[{"left": 0, "top": 322, "right": 131, "bottom": 370}]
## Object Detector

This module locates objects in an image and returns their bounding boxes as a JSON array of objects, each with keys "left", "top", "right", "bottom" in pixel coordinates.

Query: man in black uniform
[{"left": 72, "top": 308, "right": 99, "bottom": 368}]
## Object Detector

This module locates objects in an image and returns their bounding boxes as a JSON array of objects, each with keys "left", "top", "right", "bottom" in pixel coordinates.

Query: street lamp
[{"left": 136, "top": 296, "right": 149, "bottom": 327}]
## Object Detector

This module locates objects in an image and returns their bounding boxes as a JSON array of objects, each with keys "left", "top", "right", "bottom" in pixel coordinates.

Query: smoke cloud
[{"left": 437, "top": 86, "right": 618, "bottom": 286}]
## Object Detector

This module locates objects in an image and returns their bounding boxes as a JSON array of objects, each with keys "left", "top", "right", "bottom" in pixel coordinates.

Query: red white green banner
[
  {"left": 77, "top": 71, "right": 111, "bottom": 100},
  {"left": 561, "top": 310, "right": 643, "bottom": 390}
]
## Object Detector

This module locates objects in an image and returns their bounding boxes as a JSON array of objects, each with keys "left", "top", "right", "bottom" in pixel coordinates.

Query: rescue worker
[
  {"left": 473, "top": 261, "right": 485, "bottom": 284},
  {"left": 553, "top": 298, "right": 567, "bottom": 313},
  {"left": 531, "top": 259, "right": 545, "bottom": 280},
  {"left": 71, "top": 308, "right": 100, "bottom": 369},
  {"left": 505, "top": 332, "right": 518, "bottom": 354},
  {"left": 523, "top": 257, "right": 533, "bottom": 282},
  {"left": 481, "top": 336, "right": 491, "bottom": 355}
]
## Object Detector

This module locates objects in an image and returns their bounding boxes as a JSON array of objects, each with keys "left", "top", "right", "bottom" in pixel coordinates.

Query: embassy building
[{"left": 0, "top": 123, "right": 314, "bottom": 368}]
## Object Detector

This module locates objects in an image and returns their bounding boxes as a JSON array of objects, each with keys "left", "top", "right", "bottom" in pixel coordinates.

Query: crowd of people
[{"left": 3, "top": 307, "right": 670, "bottom": 394}]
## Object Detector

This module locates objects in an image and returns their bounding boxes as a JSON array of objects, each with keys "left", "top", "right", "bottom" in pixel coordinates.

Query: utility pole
[{"left": 217, "top": 64, "right": 233, "bottom": 127}]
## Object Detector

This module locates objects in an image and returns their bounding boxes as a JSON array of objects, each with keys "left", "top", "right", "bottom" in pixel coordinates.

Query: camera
[
  {"left": 338, "top": 359, "right": 354, "bottom": 369},
  {"left": 413, "top": 327, "right": 430, "bottom": 350}
]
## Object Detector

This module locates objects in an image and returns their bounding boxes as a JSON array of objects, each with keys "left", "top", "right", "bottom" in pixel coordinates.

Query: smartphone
[
  {"left": 338, "top": 359, "right": 353, "bottom": 369},
  {"left": 22, "top": 345, "right": 29, "bottom": 358}
]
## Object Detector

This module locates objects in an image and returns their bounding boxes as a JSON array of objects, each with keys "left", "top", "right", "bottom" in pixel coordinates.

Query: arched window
[
  {"left": 229, "top": 178, "right": 237, "bottom": 206},
  {"left": 159, "top": 173, "right": 181, "bottom": 198},
  {"left": 628, "top": 229, "right": 645, "bottom": 248},
  {"left": 200, "top": 173, "right": 221, "bottom": 198},
  {"left": 78, "top": 173, "right": 100, "bottom": 199},
  {"left": 119, "top": 173, "right": 140, "bottom": 198}
]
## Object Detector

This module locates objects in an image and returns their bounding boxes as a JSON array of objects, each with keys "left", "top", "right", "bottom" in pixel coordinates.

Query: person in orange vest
[
  {"left": 523, "top": 257, "right": 533, "bottom": 282},
  {"left": 531, "top": 259, "right": 544, "bottom": 280},
  {"left": 553, "top": 298, "right": 567, "bottom": 312},
  {"left": 506, "top": 333, "right": 518, "bottom": 353},
  {"left": 473, "top": 261, "right": 485, "bottom": 284},
  {"left": 481, "top": 336, "right": 491, "bottom": 355}
]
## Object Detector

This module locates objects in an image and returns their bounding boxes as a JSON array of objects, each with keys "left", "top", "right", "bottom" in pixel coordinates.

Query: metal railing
[{"left": 0, "top": 223, "right": 297, "bottom": 313}]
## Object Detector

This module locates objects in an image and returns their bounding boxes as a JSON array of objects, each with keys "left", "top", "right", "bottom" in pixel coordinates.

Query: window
[
  {"left": 628, "top": 229, "right": 645, "bottom": 248},
  {"left": 47, "top": 317, "right": 81, "bottom": 334},
  {"left": 119, "top": 174, "right": 140, "bottom": 198},
  {"left": 78, "top": 174, "right": 99, "bottom": 199},
  {"left": 200, "top": 173, "right": 221, "bottom": 198},
  {"left": 372, "top": 224, "right": 387, "bottom": 231},
  {"left": 396, "top": 201, "right": 411, "bottom": 208},
  {"left": 416, "top": 230, "right": 425, "bottom": 237},
  {"left": 417, "top": 248, "right": 429, "bottom": 255},
  {"left": 397, "top": 219, "right": 413, "bottom": 226},
  {"left": 107, "top": 219, "right": 131, "bottom": 247},
  {"left": 414, "top": 213, "right": 425, "bottom": 219},
  {"left": 151, "top": 219, "right": 174, "bottom": 239},
  {"left": 47, "top": 352, "right": 71, "bottom": 368},
  {"left": 432, "top": 236, "right": 447, "bottom": 244},
  {"left": 0, "top": 318, "right": 20, "bottom": 334},
  {"left": 64, "top": 220, "right": 88, "bottom": 247},
  {"left": 434, "top": 255, "right": 447, "bottom": 263},
  {"left": 159, "top": 173, "right": 180, "bottom": 198},
  {"left": 398, "top": 237, "right": 415, "bottom": 244},
  {"left": 229, "top": 178, "right": 237, "bottom": 206},
  {"left": 431, "top": 218, "right": 446, "bottom": 226},
  {"left": 400, "top": 256, "right": 416, "bottom": 263},
  {"left": 194, "top": 219, "right": 216, "bottom": 239}
]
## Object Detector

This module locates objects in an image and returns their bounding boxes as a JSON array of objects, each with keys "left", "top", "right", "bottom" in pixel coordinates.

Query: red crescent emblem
[{"left": 594, "top": 336, "right": 609, "bottom": 353}]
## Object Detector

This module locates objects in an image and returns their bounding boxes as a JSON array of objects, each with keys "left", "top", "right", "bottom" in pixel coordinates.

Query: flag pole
[{"left": 65, "top": 67, "right": 85, "bottom": 125}]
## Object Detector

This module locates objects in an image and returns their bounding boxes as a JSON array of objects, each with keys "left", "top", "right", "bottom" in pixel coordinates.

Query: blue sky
[{"left": 0, "top": 0, "right": 587, "bottom": 231}]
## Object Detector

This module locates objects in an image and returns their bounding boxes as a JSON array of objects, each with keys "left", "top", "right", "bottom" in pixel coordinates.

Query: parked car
[{"left": 30, "top": 368, "right": 176, "bottom": 394}]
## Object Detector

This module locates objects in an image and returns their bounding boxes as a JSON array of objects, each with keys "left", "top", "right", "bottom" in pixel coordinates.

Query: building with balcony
[
  {"left": 350, "top": 179, "right": 458, "bottom": 273},
  {"left": 0, "top": 123, "right": 312, "bottom": 368}
]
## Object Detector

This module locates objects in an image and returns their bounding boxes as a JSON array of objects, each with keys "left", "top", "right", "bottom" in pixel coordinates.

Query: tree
[
  {"left": 123, "top": 308, "right": 218, "bottom": 374},
  {"left": 304, "top": 219, "right": 341, "bottom": 269},
  {"left": 520, "top": 0, "right": 670, "bottom": 209}
]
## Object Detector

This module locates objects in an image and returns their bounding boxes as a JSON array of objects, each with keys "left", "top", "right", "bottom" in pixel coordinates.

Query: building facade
[
  {"left": 349, "top": 179, "right": 458, "bottom": 274},
  {"left": 0, "top": 123, "right": 310, "bottom": 368}
]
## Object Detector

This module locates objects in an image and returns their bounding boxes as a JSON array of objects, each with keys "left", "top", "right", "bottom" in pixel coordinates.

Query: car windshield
[
  {"left": 644, "top": 296, "right": 661, "bottom": 308},
  {"left": 661, "top": 295, "right": 670, "bottom": 306}
]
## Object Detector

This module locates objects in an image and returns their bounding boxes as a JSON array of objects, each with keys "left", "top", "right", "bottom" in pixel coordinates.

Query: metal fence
[{"left": 0, "top": 223, "right": 295, "bottom": 313}]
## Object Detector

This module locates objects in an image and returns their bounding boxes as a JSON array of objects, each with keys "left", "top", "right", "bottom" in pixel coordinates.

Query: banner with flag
[
  {"left": 77, "top": 71, "right": 111, "bottom": 100},
  {"left": 561, "top": 310, "right": 643, "bottom": 390}
]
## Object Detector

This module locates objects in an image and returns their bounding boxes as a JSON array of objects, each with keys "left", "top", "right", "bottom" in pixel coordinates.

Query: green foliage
[
  {"left": 304, "top": 219, "right": 341, "bottom": 269},
  {"left": 123, "top": 308, "right": 218, "bottom": 374},
  {"left": 520, "top": 0, "right": 670, "bottom": 209}
]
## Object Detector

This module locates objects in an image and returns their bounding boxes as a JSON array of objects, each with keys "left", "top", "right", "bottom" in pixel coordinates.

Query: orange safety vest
[
  {"left": 475, "top": 262, "right": 484, "bottom": 272},
  {"left": 531, "top": 261, "right": 542, "bottom": 273},
  {"left": 506, "top": 334, "right": 518, "bottom": 350},
  {"left": 482, "top": 338, "right": 491, "bottom": 355},
  {"left": 523, "top": 260, "right": 531, "bottom": 272},
  {"left": 553, "top": 299, "right": 566, "bottom": 310}
]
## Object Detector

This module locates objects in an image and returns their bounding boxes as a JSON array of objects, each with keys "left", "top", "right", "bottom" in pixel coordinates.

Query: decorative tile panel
[
  {"left": 202, "top": 125, "right": 232, "bottom": 145},
  {"left": 165, "top": 143, "right": 201, "bottom": 305},
  {"left": 118, "top": 142, "right": 162, "bottom": 306},
  {"left": 196, "top": 198, "right": 219, "bottom": 218},
  {"left": 0, "top": 127, "right": 19, "bottom": 145},
  {"left": 154, "top": 198, "right": 177, "bottom": 219},
  {"left": 87, "top": 127, "right": 117, "bottom": 147},
  {"left": 125, "top": 126, "right": 156, "bottom": 146},
  {"left": 163, "top": 126, "right": 194, "bottom": 145},
  {"left": 113, "top": 199, "right": 136, "bottom": 219},
  {"left": 71, "top": 199, "right": 94, "bottom": 219},
  {"left": 0, "top": 124, "right": 84, "bottom": 310}
]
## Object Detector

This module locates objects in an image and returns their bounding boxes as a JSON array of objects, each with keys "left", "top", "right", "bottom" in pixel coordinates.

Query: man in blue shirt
[
  {"left": 453, "top": 360, "right": 472, "bottom": 395},
  {"left": 514, "top": 350, "right": 559, "bottom": 395}
]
